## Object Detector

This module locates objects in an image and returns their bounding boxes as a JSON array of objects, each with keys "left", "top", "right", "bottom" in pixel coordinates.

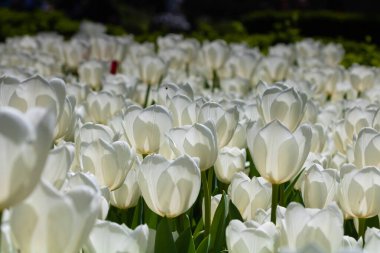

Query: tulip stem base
[
  {"left": 143, "top": 84, "right": 151, "bottom": 108},
  {"left": 202, "top": 171, "right": 211, "bottom": 236},
  {"left": 271, "top": 184, "right": 279, "bottom": 224},
  {"left": 358, "top": 218, "right": 366, "bottom": 245}
]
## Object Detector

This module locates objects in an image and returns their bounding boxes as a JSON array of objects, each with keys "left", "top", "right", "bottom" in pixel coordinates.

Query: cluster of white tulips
[{"left": 2, "top": 21, "right": 380, "bottom": 253}]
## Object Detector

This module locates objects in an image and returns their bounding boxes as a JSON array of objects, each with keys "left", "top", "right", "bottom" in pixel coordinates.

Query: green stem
[
  {"left": 271, "top": 184, "right": 279, "bottom": 224},
  {"left": 211, "top": 69, "right": 219, "bottom": 93},
  {"left": 176, "top": 213, "right": 185, "bottom": 233},
  {"left": 143, "top": 84, "right": 151, "bottom": 108},
  {"left": 208, "top": 168, "right": 214, "bottom": 194},
  {"left": 279, "top": 183, "right": 285, "bottom": 206},
  {"left": 358, "top": 218, "right": 366, "bottom": 245},
  {"left": 202, "top": 171, "right": 211, "bottom": 236},
  {"left": 218, "top": 180, "right": 229, "bottom": 194}
]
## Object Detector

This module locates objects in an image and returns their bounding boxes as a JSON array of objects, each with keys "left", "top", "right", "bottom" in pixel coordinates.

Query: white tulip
[{"left": 137, "top": 154, "right": 201, "bottom": 218}]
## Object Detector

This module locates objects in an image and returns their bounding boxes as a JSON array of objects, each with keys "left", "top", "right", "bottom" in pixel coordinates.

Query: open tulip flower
[
  {"left": 0, "top": 107, "right": 55, "bottom": 210},
  {"left": 122, "top": 104, "right": 173, "bottom": 155},
  {"left": 137, "top": 154, "right": 201, "bottom": 218},
  {"left": 248, "top": 120, "right": 312, "bottom": 185}
]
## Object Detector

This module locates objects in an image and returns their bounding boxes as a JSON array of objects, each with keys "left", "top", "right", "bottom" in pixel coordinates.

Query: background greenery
[{"left": 1, "top": 7, "right": 380, "bottom": 67}]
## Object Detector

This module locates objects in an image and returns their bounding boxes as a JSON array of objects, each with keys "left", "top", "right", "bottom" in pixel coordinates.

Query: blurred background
[{"left": 0, "top": 0, "right": 380, "bottom": 66}]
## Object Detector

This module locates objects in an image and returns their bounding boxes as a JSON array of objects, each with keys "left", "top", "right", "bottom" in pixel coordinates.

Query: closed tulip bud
[
  {"left": 228, "top": 172, "right": 272, "bottom": 220},
  {"left": 83, "top": 221, "right": 150, "bottom": 253},
  {"left": 84, "top": 91, "right": 125, "bottom": 124},
  {"left": 220, "top": 77, "right": 250, "bottom": 95},
  {"left": 338, "top": 166, "right": 380, "bottom": 218},
  {"left": 0, "top": 107, "right": 55, "bottom": 210},
  {"left": 167, "top": 122, "right": 218, "bottom": 171},
  {"left": 279, "top": 202, "right": 344, "bottom": 253},
  {"left": 202, "top": 39, "right": 230, "bottom": 70},
  {"left": 42, "top": 143, "right": 74, "bottom": 189},
  {"left": 79, "top": 138, "right": 135, "bottom": 191},
  {"left": 78, "top": 60, "right": 105, "bottom": 90},
  {"left": 247, "top": 120, "right": 312, "bottom": 184},
  {"left": 309, "top": 123, "right": 327, "bottom": 153},
  {"left": 226, "top": 219, "right": 279, "bottom": 253},
  {"left": 350, "top": 66, "right": 375, "bottom": 94},
  {"left": 9, "top": 180, "right": 99, "bottom": 253},
  {"left": 295, "top": 39, "right": 321, "bottom": 59},
  {"left": 269, "top": 43, "right": 295, "bottom": 61},
  {"left": 138, "top": 55, "right": 166, "bottom": 85},
  {"left": 257, "top": 86, "right": 307, "bottom": 132},
  {"left": 300, "top": 164, "right": 339, "bottom": 208},
  {"left": 198, "top": 102, "right": 239, "bottom": 148},
  {"left": 157, "top": 34, "right": 183, "bottom": 50},
  {"left": 321, "top": 43, "right": 344, "bottom": 67},
  {"left": 110, "top": 166, "right": 141, "bottom": 209},
  {"left": 214, "top": 147, "right": 247, "bottom": 184},
  {"left": 123, "top": 104, "right": 173, "bottom": 155},
  {"left": 353, "top": 128, "right": 380, "bottom": 168},
  {"left": 156, "top": 82, "right": 194, "bottom": 106},
  {"left": 137, "top": 154, "right": 201, "bottom": 218}
]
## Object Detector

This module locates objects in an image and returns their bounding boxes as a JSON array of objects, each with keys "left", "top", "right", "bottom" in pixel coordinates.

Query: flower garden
[{"left": 1, "top": 8, "right": 380, "bottom": 253}]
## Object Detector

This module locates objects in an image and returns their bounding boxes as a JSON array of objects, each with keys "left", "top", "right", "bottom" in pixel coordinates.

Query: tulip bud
[
  {"left": 247, "top": 120, "right": 312, "bottom": 184},
  {"left": 350, "top": 66, "right": 375, "bottom": 94},
  {"left": 0, "top": 107, "right": 55, "bottom": 210},
  {"left": 253, "top": 56, "right": 289, "bottom": 84},
  {"left": 167, "top": 94, "right": 199, "bottom": 127},
  {"left": 123, "top": 104, "right": 173, "bottom": 155},
  {"left": 167, "top": 122, "right": 218, "bottom": 171},
  {"left": 137, "top": 154, "right": 201, "bottom": 218},
  {"left": 338, "top": 166, "right": 380, "bottom": 218},
  {"left": 228, "top": 172, "right": 272, "bottom": 220},
  {"left": 226, "top": 219, "right": 279, "bottom": 253},
  {"left": 214, "top": 147, "right": 247, "bottom": 184}
]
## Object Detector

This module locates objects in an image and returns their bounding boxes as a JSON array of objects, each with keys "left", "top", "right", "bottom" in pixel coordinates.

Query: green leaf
[
  {"left": 175, "top": 227, "right": 195, "bottom": 253},
  {"left": 193, "top": 230, "right": 205, "bottom": 249},
  {"left": 155, "top": 217, "right": 177, "bottom": 253},
  {"left": 228, "top": 200, "right": 243, "bottom": 221},
  {"left": 195, "top": 235, "right": 210, "bottom": 253},
  {"left": 210, "top": 192, "right": 229, "bottom": 252},
  {"left": 284, "top": 168, "right": 305, "bottom": 203},
  {"left": 366, "top": 215, "right": 380, "bottom": 229}
]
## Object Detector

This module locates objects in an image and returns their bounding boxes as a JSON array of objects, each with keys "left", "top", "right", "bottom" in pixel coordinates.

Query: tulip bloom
[
  {"left": 257, "top": 86, "right": 307, "bottom": 132},
  {"left": 338, "top": 166, "right": 380, "bottom": 219},
  {"left": 214, "top": 147, "right": 247, "bottom": 184},
  {"left": 226, "top": 219, "right": 279, "bottom": 253},
  {"left": 123, "top": 104, "right": 173, "bottom": 155},
  {"left": 9, "top": 181, "right": 99, "bottom": 253},
  {"left": 247, "top": 120, "right": 312, "bottom": 184},
  {"left": 137, "top": 154, "right": 201, "bottom": 218},
  {"left": 167, "top": 122, "right": 218, "bottom": 171},
  {"left": 0, "top": 107, "right": 55, "bottom": 210},
  {"left": 278, "top": 202, "right": 344, "bottom": 253},
  {"left": 83, "top": 220, "right": 151, "bottom": 253}
]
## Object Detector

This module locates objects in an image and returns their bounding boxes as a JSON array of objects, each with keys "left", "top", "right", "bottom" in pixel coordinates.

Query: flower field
[{"left": 1, "top": 21, "right": 380, "bottom": 253}]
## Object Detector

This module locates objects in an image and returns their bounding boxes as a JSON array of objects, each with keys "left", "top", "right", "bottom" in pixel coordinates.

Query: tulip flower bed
[{"left": 2, "top": 20, "right": 380, "bottom": 253}]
